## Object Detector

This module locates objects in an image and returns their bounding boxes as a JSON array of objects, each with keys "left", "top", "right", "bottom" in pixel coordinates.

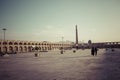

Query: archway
[
  {"left": 3, "top": 46, "right": 7, "bottom": 53},
  {"left": 24, "top": 46, "right": 27, "bottom": 52},
  {"left": 14, "top": 42, "right": 18, "bottom": 45},
  {"left": 9, "top": 46, "right": 13, "bottom": 53},
  {"left": 9, "top": 42, "right": 13, "bottom": 45},
  {"left": 45, "top": 47, "right": 47, "bottom": 51},
  {"left": 19, "top": 46, "right": 23, "bottom": 52},
  {"left": 39, "top": 47, "right": 41, "bottom": 51},
  {"left": 42, "top": 47, "right": 44, "bottom": 51},
  {"left": 14, "top": 46, "right": 18, "bottom": 52},
  {"left": 0, "top": 47, "right": 1, "bottom": 52},
  {"left": 28, "top": 46, "right": 32, "bottom": 52}
]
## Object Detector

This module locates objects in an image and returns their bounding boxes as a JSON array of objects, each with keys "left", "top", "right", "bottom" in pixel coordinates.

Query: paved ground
[{"left": 0, "top": 49, "right": 120, "bottom": 80}]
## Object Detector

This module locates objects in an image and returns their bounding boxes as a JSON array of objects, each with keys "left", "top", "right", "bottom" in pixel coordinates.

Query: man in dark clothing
[{"left": 91, "top": 47, "right": 94, "bottom": 56}]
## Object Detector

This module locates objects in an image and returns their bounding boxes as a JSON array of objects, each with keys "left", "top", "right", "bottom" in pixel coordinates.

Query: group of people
[{"left": 91, "top": 47, "right": 98, "bottom": 56}]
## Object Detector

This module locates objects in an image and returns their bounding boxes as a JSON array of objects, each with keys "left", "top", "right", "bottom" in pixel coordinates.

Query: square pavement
[{"left": 0, "top": 49, "right": 120, "bottom": 80}]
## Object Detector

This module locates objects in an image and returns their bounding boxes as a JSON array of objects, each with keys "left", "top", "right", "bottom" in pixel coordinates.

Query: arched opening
[
  {"left": 14, "top": 42, "right": 18, "bottom": 45},
  {"left": 42, "top": 47, "right": 44, "bottom": 51},
  {"left": 0, "top": 47, "right": 1, "bottom": 52},
  {"left": 39, "top": 47, "right": 41, "bottom": 51},
  {"left": 3, "top": 42, "right": 7, "bottom": 45},
  {"left": 49, "top": 45, "right": 52, "bottom": 50},
  {"left": 28, "top": 43, "right": 31, "bottom": 45},
  {"left": 32, "top": 43, "right": 34, "bottom": 45},
  {"left": 24, "top": 46, "right": 27, "bottom": 52},
  {"left": 9, "top": 46, "right": 13, "bottom": 53},
  {"left": 19, "top": 46, "right": 23, "bottom": 52},
  {"left": 45, "top": 47, "right": 47, "bottom": 50},
  {"left": 24, "top": 43, "right": 27, "bottom": 45},
  {"left": 19, "top": 42, "right": 23, "bottom": 45},
  {"left": 9, "top": 42, "right": 13, "bottom": 45},
  {"left": 28, "top": 46, "right": 32, "bottom": 52},
  {"left": 48, "top": 47, "right": 51, "bottom": 50},
  {"left": 14, "top": 46, "right": 18, "bottom": 52},
  {"left": 3, "top": 46, "right": 7, "bottom": 53}
]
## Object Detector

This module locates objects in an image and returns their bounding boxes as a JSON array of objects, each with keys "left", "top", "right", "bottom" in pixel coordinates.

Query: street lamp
[
  {"left": 2, "top": 28, "right": 7, "bottom": 41},
  {"left": 61, "top": 36, "right": 64, "bottom": 54},
  {"left": 2, "top": 28, "right": 7, "bottom": 53},
  {"left": 62, "top": 36, "right": 64, "bottom": 49}
]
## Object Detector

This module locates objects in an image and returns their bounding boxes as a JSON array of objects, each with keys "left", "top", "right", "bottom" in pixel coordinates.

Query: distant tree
[
  {"left": 88, "top": 40, "right": 92, "bottom": 45},
  {"left": 88, "top": 40, "right": 92, "bottom": 48}
]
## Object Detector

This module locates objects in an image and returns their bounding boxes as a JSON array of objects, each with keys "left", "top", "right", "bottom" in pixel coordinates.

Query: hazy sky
[{"left": 0, "top": 0, "right": 120, "bottom": 43}]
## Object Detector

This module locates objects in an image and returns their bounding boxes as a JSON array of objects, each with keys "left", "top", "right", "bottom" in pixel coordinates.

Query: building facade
[{"left": 0, "top": 40, "right": 72, "bottom": 53}]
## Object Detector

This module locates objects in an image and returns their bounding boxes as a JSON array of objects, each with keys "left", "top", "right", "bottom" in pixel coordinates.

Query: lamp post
[
  {"left": 2, "top": 28, "right": 7, "bottom": 53},
  {"left": 2, "top": 28, "right": 7, "bottom": 41},
  {"left": 61, "top": 36, "right": 64, "bottom": 54},
  {"left": 62, "top": 36, "right": 64, "bottom": 49}
]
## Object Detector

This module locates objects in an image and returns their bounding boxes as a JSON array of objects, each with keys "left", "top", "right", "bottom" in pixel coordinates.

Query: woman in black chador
[
  {"left": 94, "top": 47, "right": 98, "bottom": 56},
  {"left": 91, "top": 47, "right": 94, "bottom": 56}
]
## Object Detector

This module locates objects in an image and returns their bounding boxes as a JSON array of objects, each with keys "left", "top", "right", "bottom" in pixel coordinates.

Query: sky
[{"left": 0, "top": 0, "right": 120, "bottom": 43}]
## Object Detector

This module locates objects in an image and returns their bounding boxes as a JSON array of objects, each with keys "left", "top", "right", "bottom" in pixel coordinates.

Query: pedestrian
[
  {"left": 94, "top": 47, "right": 98, "bottom": 56},
  {"left": 91, "top": 47, "right": 94, "bottom": 56},
  {"left": 61, "top": 50, "right": 63, "bottom": 54}
]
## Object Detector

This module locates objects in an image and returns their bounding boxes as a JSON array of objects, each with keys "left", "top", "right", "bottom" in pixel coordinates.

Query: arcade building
[{"left": 0, "top": 40, "right": 73, "bottom": 53}]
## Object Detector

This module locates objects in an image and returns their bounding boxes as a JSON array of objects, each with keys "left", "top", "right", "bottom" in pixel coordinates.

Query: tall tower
[{"left": 75, "top": 25, "right": 78, "bottom": 49}]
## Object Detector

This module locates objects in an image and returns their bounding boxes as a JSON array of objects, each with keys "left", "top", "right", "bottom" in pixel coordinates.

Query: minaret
[{"left": 75, "top": 25, "right": 78, "bottom": 49}]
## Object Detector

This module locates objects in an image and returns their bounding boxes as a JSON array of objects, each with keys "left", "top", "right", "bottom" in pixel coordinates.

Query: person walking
[
  {"left": 91, "top": 47, "right": 94, "bottom": 56},
  {"left": 94, "top": 47, "right": 98, "bottom": 56}
]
